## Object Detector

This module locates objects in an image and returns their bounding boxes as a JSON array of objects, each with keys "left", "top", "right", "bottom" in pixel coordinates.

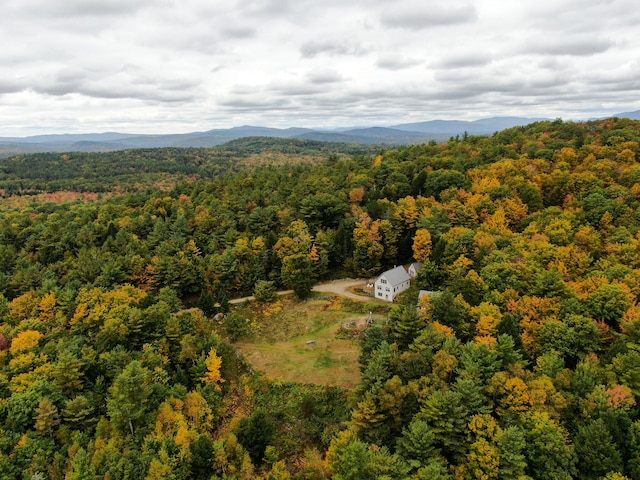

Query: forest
[
  {"left": 1, "top": 117, "right": 640, "bottom": 479},
  {"left": 0, "top": 138, "right": 379, "bottom": 195}
]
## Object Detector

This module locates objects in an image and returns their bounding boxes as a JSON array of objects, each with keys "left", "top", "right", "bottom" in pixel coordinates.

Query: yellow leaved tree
[
  {"left": 202, "top": 348, "right": 224, "bottom": 389},
  {"left": 412, "top": 229, "right": 432, "bottom": 263},
  {"left": 10, "top": 330, "right": 43, "bottom": 355}
]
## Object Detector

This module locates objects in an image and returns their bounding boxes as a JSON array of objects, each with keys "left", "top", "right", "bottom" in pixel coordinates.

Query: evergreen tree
[
  {"left": 34, "top": 398, "right": 60, "bottom": 437},
  {"left": 388, "top": 304, "right": 424, "bottom": 349},
  {"left": 254, "top": 280, "right": 278, "bottom": 303},
  {"left": 106, "top": 360, "right": 151, "bottom": 436},
  {"left": 574, "top": 419, "right": 623, "bottom": 480},
  {"left": 236, "top": 410, "right": 274, "bottom": 465},
  {"left": 396, "top": 418, "right": 438, "bottom": 464}
]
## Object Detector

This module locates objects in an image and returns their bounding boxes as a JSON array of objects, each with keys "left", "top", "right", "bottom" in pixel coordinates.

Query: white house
[
  {"left": 375, "top": 265, "right": 411, "bottom": 302},
  {"left": 408, "top": 262, "right": 423, "bottom": 278}
]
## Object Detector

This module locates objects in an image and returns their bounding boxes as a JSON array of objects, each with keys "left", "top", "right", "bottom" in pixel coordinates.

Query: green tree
[
  {"left": 281, "top": 253, "right": 317, "bottom": 299},
  {"left": 52, "top": 351, "right": 84, "bottom": 395},
  {"left": 574, "top": 419, "right": 623, "bottom": 480},
  {"left": 413, "top": 459, "right": 453, "bottom": 480},
  {"left": 106, "top": 360, "right": 152, "bottom": 436},
  {"left": 454, "top": 376, "right": 492, "bottom": 416},
  {"left": 532, "top": 268, "right": 567, "bottom": 298},
  {"left": 66, "top": 448, "right": 97, "bottom": 480},
  {"left": 627, "top": 420, "right": 640, "bottom": 479},
  {"left": 610, "top": 351, "right": 640, "bottom": 397},
  {"left": 299, "top": 192, "right": 348, "bottom": 229},
  {"left": 429, "top": 290, "right": 473, "bottom": 340},
  {"left": 538, "top": 314, "right": 601, "bottom": 367},
  {"left": 360, "top": 341, "right": 394, "bottom": 390},
  {"left": 396, "top": 418, "right": 438, "bottom": 464},
  {"left": 420, "top": 389, "right": 468, "bottom": 463},
  {"left": 224, "top": 311, "right": 250, "bottom": 342},
  {"left": 62, "top": 395, "right": 95, "bottom": 430},
  {"left": 325, "top": 428, "right": 373, "bottom": 480},
  {"left": 586, "top": 284, "right": 631, "bottom": 330},
  {"left": 254, "top": 280, "right": 277, "bottom": 303},
  {"left": 369, "top": 445, "right": 411, "bottom": 479},
  {"left": 521, "top": 411, "right": 576, "bottom": 480},
  {"left": 5, "top": 381, "right": 50, "bottom": 433},
  {"left": 359, "top": 324, "right": 386, "bottom": 371},
  {"left": 496, "top": 426, "right": 527, "bottom": 479},
  {"left": 236, "top": 410, "right": 274, "bottom": 465},
  {"left": 424, "top": 169, "right": 470, "bottom": 199},
  {"left": 388, "top": 305, "right": 425, "bottom": 349},
  {"left": 191, "top": 435, "right": 215, "bottom": 480}
]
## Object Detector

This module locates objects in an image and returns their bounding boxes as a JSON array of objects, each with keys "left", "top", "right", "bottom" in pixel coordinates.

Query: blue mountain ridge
[{"left": 1, "top": 111, "right": 638, "bottom": 153}]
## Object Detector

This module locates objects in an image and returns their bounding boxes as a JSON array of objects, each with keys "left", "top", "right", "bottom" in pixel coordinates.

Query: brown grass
[{"left": 233, "top": 295, "right": 385, "bottom": 389}]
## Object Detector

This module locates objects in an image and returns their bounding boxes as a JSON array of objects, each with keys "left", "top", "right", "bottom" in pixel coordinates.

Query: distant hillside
[
  {"left": 0, "top": 126, "right": 317, "bottom": 155},
  {"left": 611, "top": 109, "right": 640, "bottom": 120},
  {"left": 1, "top": 111, "right": 639, "bottom": 153},
  {"left": 218, "top": 136, "right": 381, "bottom": 155},
  {"left": 391, "top": 116, "right": 549, "bottom": 135},
  {"left": 0, "top": 137, "right": 381, "bottom": 194},
  {"left": 295, "top": 128, "right": 435, "bottom": 145}
]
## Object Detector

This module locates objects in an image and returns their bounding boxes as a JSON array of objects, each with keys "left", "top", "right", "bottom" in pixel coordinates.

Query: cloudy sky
[{"left": 1, "top": 0, "right": 639, "bottom": 136}]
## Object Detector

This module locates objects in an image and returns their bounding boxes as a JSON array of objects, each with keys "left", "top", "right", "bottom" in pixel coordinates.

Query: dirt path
[
  {"left": 312, "top": 278, "right": 374, "bottom": 302},
  {"left": 229, "top": 289, "right": 294, "bottom": 304},
  {"left": 229, "top": 278, "right": 374, "bottom": 304}
]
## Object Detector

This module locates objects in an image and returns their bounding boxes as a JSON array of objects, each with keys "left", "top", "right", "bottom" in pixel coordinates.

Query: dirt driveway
[
  {"left": 312, "top": 278, "right": 374, "bottom": 302},
  {"left": 229, "top": 278, "right": 375, "bottom": 304}
]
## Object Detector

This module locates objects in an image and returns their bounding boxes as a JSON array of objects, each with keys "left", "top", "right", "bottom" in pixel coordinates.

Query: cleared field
[{"left": 232, "top": 295, "right": 388, "bottom": 389}]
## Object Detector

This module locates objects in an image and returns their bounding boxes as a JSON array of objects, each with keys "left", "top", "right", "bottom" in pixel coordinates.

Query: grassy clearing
[{"left": 232, "top": 295, "right": 389, "bottom": 389}]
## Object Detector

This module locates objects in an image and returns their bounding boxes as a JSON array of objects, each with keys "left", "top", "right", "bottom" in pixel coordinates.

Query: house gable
[
  {"left": 374, "top": 265, "right": 411, "bottom": 302},
  {"left": 408, "top": 262, "right": 423, "bottom": 278}
]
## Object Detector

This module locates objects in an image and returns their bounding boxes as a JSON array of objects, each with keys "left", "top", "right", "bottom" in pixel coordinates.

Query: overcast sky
[{"left": 1, "top": 0, "right": 639, "bottom": 136}]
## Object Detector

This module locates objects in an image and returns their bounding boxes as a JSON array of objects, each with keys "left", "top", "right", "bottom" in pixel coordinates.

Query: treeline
[
  {"left": 0, "top": 139, "right": 380, "bottom": 195},
  {"left": 1, "top": 117, "right": 640, "bottom": 478}
]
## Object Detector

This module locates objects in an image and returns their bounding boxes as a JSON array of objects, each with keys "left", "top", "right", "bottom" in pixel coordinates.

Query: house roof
[
  {"left": 418, "top": 290, "right": 435, "bottom": 300},
  {"left": 409, "top": 262, "right": 423, "bottom": 270},
  {"left": 379, "top": 265, "right": 410, "bottom": 286}
]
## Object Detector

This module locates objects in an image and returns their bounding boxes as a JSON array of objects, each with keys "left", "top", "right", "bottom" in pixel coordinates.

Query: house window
[{"left": 381, "top": 279, "right": 387, "bottom": 284}]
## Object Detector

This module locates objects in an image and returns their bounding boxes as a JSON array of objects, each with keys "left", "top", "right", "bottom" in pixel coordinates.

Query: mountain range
[{"left": 1, "top": 111, "right": 639, "bottom": 154}]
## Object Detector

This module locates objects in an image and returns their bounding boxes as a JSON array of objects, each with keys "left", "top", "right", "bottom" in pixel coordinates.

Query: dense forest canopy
[
  {"left": 1, "top": 118, "right": 640, "bottom": 478},
  {"left": 0, "top": 138, "right": 380, "bottom": 195}
]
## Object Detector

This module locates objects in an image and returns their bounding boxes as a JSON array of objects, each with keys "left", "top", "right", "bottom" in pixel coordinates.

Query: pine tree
[
  {"left": 34, "top": 398, "right": 60, "bottom": 437},
  {"left": 106, "top": 360, "right": 151, "bottom": 436},
  {"left": 388, "top": 305, "right": 424, "bottom": 350},
  {"left": 396, "top": 419, "right": 438, "bottom": 464},
  {"left": 574, "top": 419, "right": 623, "bottom": 480}
]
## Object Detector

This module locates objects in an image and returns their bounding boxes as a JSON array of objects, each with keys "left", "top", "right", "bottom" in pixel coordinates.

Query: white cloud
[
  {"left": 0, "top": 0, "right": 639, "bottom": 136},
  {"left": 381, "top": 3, "right": 477, "bottom": 30},
  {"left": 524, "top": 35, "right": 614, "bottom": 56},
  {"left": 300, "top": 39, "right": 369, "bottom": 58},
  {"left": 377, "top": 55, "right": 423, "bottom": 70}
]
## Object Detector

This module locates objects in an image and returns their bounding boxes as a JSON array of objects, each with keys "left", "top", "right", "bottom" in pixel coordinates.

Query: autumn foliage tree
[
  {"left": 2, "top": 119, "right": 640, "bottom": 478},
  {"left": 412, "top": 228, "right": 432, "bottom": 263}
]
